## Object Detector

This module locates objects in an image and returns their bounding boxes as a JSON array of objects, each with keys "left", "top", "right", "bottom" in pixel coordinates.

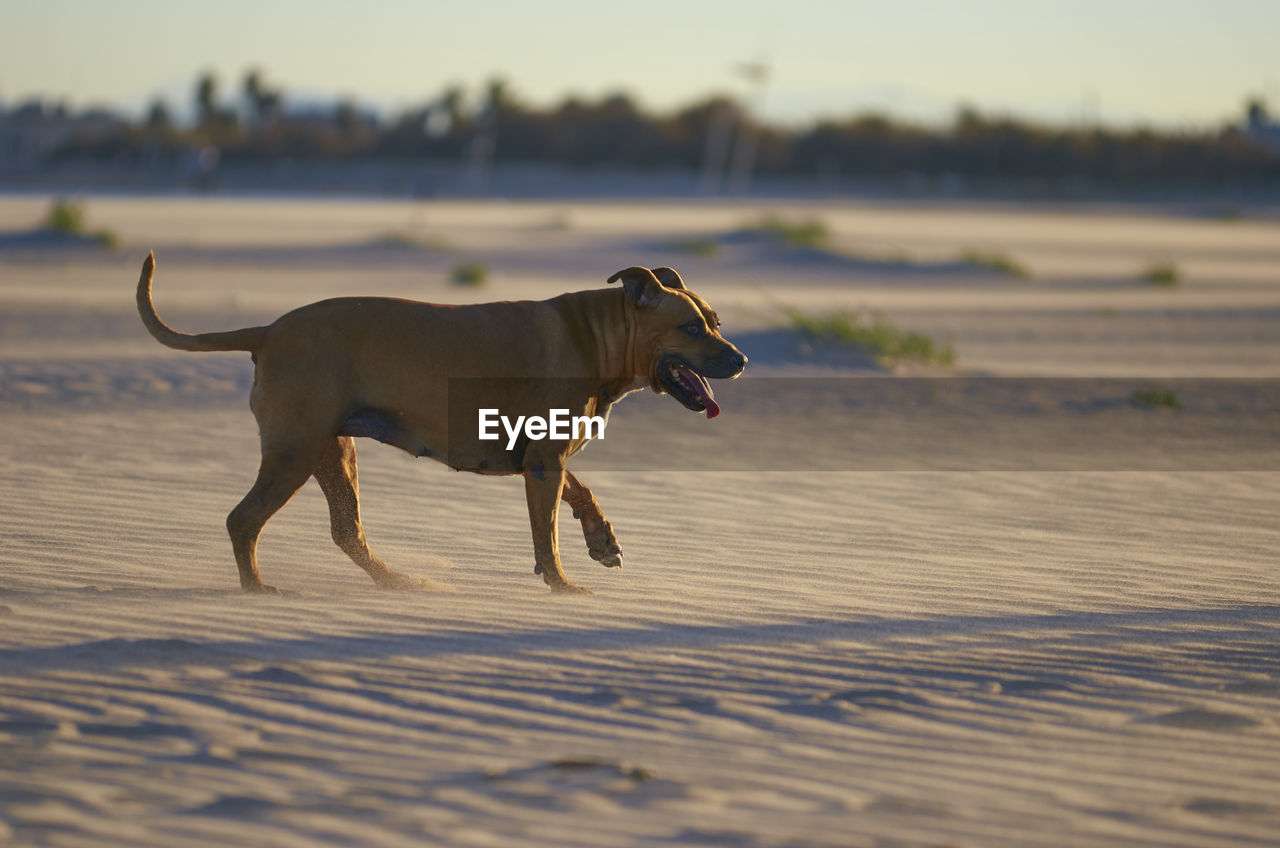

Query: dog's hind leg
[
  {"left": 226, "top": 444, "right": 322, "bottom": 593},
  {"left": 561, "top": 471, "right": 622, "bottom": 568},
  {"left": 313, "top": 437, "right": 429, "bottom": 590}
]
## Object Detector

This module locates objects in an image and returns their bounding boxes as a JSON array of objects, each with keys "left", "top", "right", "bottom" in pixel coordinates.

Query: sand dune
[{"left": 2, "top": 196, "right": 1279, "bottom": 846}]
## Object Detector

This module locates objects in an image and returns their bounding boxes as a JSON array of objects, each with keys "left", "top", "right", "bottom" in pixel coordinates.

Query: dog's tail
[{"left": 136, "top": 251, "right": 268, "bottom": 353}]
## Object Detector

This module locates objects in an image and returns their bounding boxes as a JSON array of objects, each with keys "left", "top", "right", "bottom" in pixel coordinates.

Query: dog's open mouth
[{"left": 657, "top": 356, "right": 720, "bottom": 419}]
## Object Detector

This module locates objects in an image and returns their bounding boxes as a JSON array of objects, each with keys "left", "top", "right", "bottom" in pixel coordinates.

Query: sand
[{"left": 1, "top": 195, "right": 1279, "bottom": 846}]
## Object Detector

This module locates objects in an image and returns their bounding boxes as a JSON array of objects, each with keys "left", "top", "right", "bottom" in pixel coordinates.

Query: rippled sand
[{"left": 2, "top": 195, "right": 1279, "bottom": 847}]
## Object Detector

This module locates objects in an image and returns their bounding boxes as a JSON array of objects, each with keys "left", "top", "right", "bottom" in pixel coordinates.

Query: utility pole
[
  {"left": 698, "top": 101, "right": 736, "bottom": 196},
  {"left": 727, "top": 57, "right": 771, "bottom": 196}
]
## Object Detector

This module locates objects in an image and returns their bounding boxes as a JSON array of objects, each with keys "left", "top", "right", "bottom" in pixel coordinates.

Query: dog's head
[{"left": 607, "top": 266, "right": 747, "bottom": 418}]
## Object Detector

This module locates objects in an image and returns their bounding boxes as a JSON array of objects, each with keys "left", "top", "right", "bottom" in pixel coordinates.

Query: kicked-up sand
[{"left": 1, "top": 195, "right": 1279, "bottom": 846}]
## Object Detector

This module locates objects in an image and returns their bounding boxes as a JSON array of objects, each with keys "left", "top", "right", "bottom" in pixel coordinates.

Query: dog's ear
[
  {"left": 650, "top": 267, "right": 686, "bottom": 290},
  {"left": 607, "top": 266, "right": 664, "bottom": 308}
]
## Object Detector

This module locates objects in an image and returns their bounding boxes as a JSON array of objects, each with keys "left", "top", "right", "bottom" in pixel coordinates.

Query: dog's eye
[{"left": 682, "top": 321, "right": 705, "bottom": 338}]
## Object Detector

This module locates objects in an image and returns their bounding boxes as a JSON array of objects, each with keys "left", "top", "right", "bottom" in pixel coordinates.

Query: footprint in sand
[
  {"left": 1142, "top": 707, "right": 1261, "bottom": 731},
  {"left": 1220, "top": 679, "right": 1280, "bottom": 696},
  {"left": 1181, "top": 797, "right": 1280, "bottom": 823},
  {"left": 992, "top": 679, "right": 1073, "bottom": 696}
]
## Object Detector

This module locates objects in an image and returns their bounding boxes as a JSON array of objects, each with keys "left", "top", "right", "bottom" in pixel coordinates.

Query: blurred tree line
[{"left": 46, "top": 69, "right": 1280, "bottom": 188}]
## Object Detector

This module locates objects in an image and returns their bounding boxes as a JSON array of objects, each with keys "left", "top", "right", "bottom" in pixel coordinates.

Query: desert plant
[
  {"left": 744, "top": 214, "right": 831, "bottom": 248},
  {"left": 670, "top": 237, "right": 721, "bottom": 257},
  {"left": 1130, "top": 387, "right": 1182, "bottom": 410},
  {"left": 45, "top": 200, "right": 87, "bottom": 234},
  {"left": 545, "top": 210, "right": 573, "bottom": 230},
  {"left": 451, "top": 262, "right": 488, "bottom": 286},
  {"left": 784, "top": 307, "right": 954, "bottom": 366},
  {"left": 1141, "top": 261, "right": 1180, "bottom": 287},
  {"left": 961, "top": 249, "right": 1031, "bottom": 279},
  {"left": 42, "top": 200, "right": 119, "bottom": 249},
  {"left": 377, "top": 231, "right": 451, "bottom": 251}
]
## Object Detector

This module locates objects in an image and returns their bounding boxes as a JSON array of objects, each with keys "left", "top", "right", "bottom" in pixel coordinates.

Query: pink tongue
[{"left": 677, "top": 365, "right": 720, "bottom": 419}]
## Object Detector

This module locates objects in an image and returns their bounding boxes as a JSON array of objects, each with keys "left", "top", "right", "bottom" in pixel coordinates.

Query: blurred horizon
[{"left": 3, "top": 0, "right": 1278, "bottom": 131}]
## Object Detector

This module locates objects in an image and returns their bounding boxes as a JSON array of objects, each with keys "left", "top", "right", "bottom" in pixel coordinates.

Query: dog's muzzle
[{"left": 655, "top": 347, "right": 747, "bottom": 419}]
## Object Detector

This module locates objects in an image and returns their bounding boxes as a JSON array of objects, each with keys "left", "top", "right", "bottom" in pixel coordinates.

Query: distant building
[
  {"left": 1243, "top": 100, "right": 1280, "bottom": 154},
  {"left": 0, "top": 100, "right": 126, "bottom": 170}
]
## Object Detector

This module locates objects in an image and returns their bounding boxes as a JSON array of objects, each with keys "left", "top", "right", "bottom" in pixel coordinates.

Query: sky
[{"left": 1, "top": 0, "right": 1276, "bottom": 128}]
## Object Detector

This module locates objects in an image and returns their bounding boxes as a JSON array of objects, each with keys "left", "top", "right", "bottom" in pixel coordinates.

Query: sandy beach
[{"left": 2, "top": 194, "right": 1279, "bottom": 847}]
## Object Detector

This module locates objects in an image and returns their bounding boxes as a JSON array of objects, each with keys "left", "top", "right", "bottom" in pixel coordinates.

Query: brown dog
[{"left": 136, "top": 254, "right": 746, "bottom": 593}]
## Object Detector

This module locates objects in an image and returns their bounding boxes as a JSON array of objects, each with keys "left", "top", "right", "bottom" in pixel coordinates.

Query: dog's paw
[
  {"left": 587, "top": 535, "right": 623, "bottom": 567},
  {"left": 550, "top": 581, "right": 592, "bottom": 595}
]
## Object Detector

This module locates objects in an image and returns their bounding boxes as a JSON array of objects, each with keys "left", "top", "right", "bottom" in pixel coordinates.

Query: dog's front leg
[
  {"left": 562, "top": 470, "right": 622, "bottom": 568},
  {"left": 523, "top": 460, "right": 588, "bottom": 593}
]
